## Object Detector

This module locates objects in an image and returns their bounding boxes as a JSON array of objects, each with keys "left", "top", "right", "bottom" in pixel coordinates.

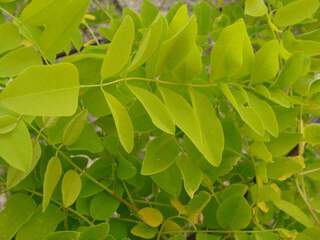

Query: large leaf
[
  {"left": 0, "top": 194, "right": 36, "bottom": 240},
  {"left": 155, "top": 14, "right": 197, "bottom": 75},
  {"left": 190, "top": 89, "right": 224, "bottom": 166},
  {"left": 251, "top": 40, "right": 280, "bottom": 84},
  {"left": 138, "top": 207, "right": 164, "bottom": 227},
  {"left": 274, "top": 0, "right": 320, "bottom": 27},
  {"left": 0, "top": 22, "right": 21, "bottom": 55},
  {"left": 0, "top": 63, "right": 79, "bottom": 116},
  {"left": 127, "top": 15, "right": 164, "bottom": 72},
  {"left": 79, "top": 223, "right": 109, "bottom": 240},
  {"left": 16, "top": 205, "right": 64, "bottom": 240},
  {"left": 128, "top": 85, "right": 175, "bottom": 134},
  {"left": 0, "top": 120, "right": 32, "bottom": 171},
  {"left": 101, "top": 16, "right": 135, "bottom": 80},
  {"left": 141, "top": 135, "right": 180, "bottom": 175},
  {"left": 44, "top": 231, "right": 80, "bottom": 240},
  {"left": 102, "top": 91, "right": 134, "bottom": 153},
  {"left": 0, "top": 47, "right": 42, "bottom": 78}
]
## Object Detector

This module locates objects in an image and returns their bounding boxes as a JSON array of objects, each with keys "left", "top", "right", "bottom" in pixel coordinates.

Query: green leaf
[
  {"left": 0, "top": 47, "right": 42, "bottom": 78},
  {"left": 128, "top": 85, "right": 175, "bottom": 134},
  {"left": 79, "top": 223, "right": 110, "bottom": 240},
  {"left": 172, "top": 44, "right": 203, "bottom": 82},
  {"left": 44, "top": 231, "right": 80, "bottom": 240},
  {"left": 196, "top": 233, "right": 221, "bottom": 240},
  {"left": 140, "top": 0, "right": 159, "bottom": 27},
  {"left": 249, "top": 142, "right": 273, "bottom": 163},
  {"left": 254, "top": 232, "right": 279, "bottom": 240},
  {"left": 274, "top": 0, "right": 320, "bottom": 27},
  {"left": 16, "top": 205, "right": 64, "bottom": 240},
  {"left": 0, "top": 120, "right": 32, "bottom": 171},
  {"left": 90, "top": 186, "right": 123, "bottom": 220},
  {"left": 176, "top": 152, "right": 203, "bottom": 198},
  {"left": 251, "top": 40, "right": 280, "bottom": 84},
  {"left": 193, "top": 1, "right": 217, "bottom": 35},
  {"left": 211, "top": 19, "right": 253, "bottom": 80},
  {"left": 0, "top": 194, "right": 36, "bottom": 240},
  {"left": 151, "top": 164, "right": 182, "bottom": 197},
  {"left": 216, "top": 195, "right": 252, "bottom": 230},
  {"left": 37, "top": 0, "right": 89, "bottom": 60},
  {"left": 155, "top": 14, "right": 197, "bottom": 75},
  {"left": 127, "top": 15, "right": 164, "bottom": 72},
  {"left": 130, "top": 223, "right": 157, "bottom": 239},
  {"left": 244, "top": 0, "right": 267, "bottom": 17},
  {"left": 275, "top": 52, "right": 310, "bottom": 88},
  {"left": 304, "top": 123, "right": 320, "bottom": 145},
  {"left": 102, "top": 91, "right": 134, "bottom": 153},
  {"left": 187, "top": 191, "right": 211, "bottom": 216},
  {"left": 272, "top": 199, "right": 314, "bottom": 227},
  {"left": 247, "top": 92, "right": 279, "bottom": 137},
  {"left": 6, "top": 140, "right": 41, "bottom": 189},
  {"left": 141, "top": 135, "right": 179, "bottom": 175},
  {"left": 190, "top": 88, "right": 224, "bottom": 166},
  {"left": 43, "top": 156, "right": 62, "bottom": 212},
  {"left": 266, "top": 133, "right": 301, "bottom": 157},
  {"left": 0, "top": 22, "right": 21, "bottom": 55},
  {"left": 296, "top": 227, "right": 320, "bottom": 240},
  {"left": 267, "top": 156, "right": 304, "bottom": 180},
  {"left": 101, "top": 16, "right": 135, "bottom": 80},
  {"left": 0, "top": 63, "right": 79, "bottom": 116},
  {"left": 0, "top": 114, "right": 18, "bottom": 134},
  {"left": 62, "top": 110, "right": 88, "bottom": 146},
  {"left": 62, "top": 170, "right": 82, "bottom": 208},
  {"left": 138, "top": 207, "right": 164, "bottom": 227},
  {"left": 116, "top": 155, "right": 137, "bottom": 180}
]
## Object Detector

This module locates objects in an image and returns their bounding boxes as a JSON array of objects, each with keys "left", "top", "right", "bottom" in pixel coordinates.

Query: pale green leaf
[
  {"left": 245, "top": 0, "right": 268, "bottom": 17},
  {"left": 249, "top": 142, "right": 273, "bottom": 163},
  {"left": 43, "top": 156, "right": 62, "bottom": 212},
  {"left": 101, "top": 16, "right": 135, "bottom": 80},
  {"left": 190, "top": 89, "right": 224, "bottom": 166},
  {"left": 0, "top": 114, "right": 18, "bottom": 134},
  {"left": 0, "top": 47, "right": 42, "bottom": 78},
  {"left": 128, "top": 85, "right": 175, "bottom": 134},
  {"left": 274, "top": 0, "right": 320, "bottom": 27},
  {"left": 62, "top": 170, "right": 82, "bottom": 208},
  {"left": 251, "top": 40, "right": 280, "bottom": 84},
  {"left": 0, "top": 22, "right": 21, "bottom": 55},
  {"left": 0, "top": 63, "right": 79, "bottom": 116},
  {"left": 0, "top": 120, "right": 32, "bottom": 171},
  {"left": 304, "top": 123, "right": 320, "bottom": 145},
  {"left": 272, "top": 199, "right": 314, "bottom": 227},
  {"left": 102, "top": 91, "right": 134, "bottom": 153},
  {"left": 127, "top": 15, "right": 164, "bottom": 72}
]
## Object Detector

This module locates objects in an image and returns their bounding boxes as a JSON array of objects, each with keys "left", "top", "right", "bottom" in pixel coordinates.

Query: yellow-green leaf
[
  {"left": 128, "top": 85, "right": 175, "bottom": 134},
  {"left": 244, "top": 0, "right": 267, "bottom": 17},
  {"left": 274, "top": 0, "right": 320, "bottom": 27},
  {"left": 101, "top": 16, "right": 135, "bottom": 80},
  {"left": 0, "top": 63, "right": 79, "bottom": 116},
  {"left": 0, "top": 120, "right": 32, "bottom": 171},
  {"left": 102, "top": 91, "right": 134, "bottom": 153},
  {"left": 62, "top": 110, "right": 88, "bottom": 146},
  {"left": 43, "top": 156, "right": 62, "bottom": 212},
  {"left": 138, "top": 207, "right": 164, "bottom": 227},
  {"left": 62, "top": 170, "right": 82, "bottom": 208}
]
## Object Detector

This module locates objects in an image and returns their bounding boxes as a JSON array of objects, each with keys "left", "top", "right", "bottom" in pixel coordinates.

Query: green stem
[
  {"left": 27, "top": 123, "right": 140, "bottom": 214},
  {"left": 24, "top": 188, "right": 93, "bottom": 226}
]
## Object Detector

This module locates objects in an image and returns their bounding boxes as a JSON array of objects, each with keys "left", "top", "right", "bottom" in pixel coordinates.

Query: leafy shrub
[{"left": 0, "top": 0, "right": 320, "bottom": 239}]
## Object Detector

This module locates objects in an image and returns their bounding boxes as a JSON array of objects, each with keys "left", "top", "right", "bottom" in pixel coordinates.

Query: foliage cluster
[{"left": 0, "top": 0, "right": 320, "bottom": 239}]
